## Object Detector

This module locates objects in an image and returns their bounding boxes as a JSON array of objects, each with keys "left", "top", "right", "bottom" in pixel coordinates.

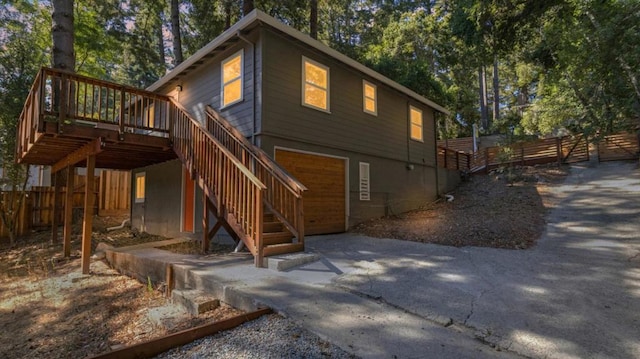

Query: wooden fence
[
  {"left": 597, "top": 132, "right": 640, "bottom": 162},
  {"left": 0, "top": 170, "right": 130, "bottom": 240},
  {"left": 438, "top": 135, "right": 590, "bottom": 173}
]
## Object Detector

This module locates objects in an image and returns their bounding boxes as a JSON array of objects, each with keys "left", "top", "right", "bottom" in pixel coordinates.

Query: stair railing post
[
  {"left": 255, "top": 188, "right": 264, "bottom": 268},
  {"left": 58, "top": 73, "right": 67, "bottom": 133},
  {"left": 119, "top": 87, "right": 125, "bottom": 138}
]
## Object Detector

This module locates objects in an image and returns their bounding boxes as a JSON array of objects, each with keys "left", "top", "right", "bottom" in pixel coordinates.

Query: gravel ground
[{"left": 155, "top": 314, "right": 357, "bottom": 359}]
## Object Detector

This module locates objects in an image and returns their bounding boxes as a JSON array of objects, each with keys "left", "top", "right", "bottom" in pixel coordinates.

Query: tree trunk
[
  {"left": 171, "top": 0, "right": 183, "bottom": 66},
  {"left": 479, "top": 66, "right": 489, "bottom": 130},
  {"left": 242, "top": 0, "right": 254, "bottom": 16},
  {"left": 492, "top": 56, "right": 499, "bottom": 129},
  {"left": 51, "top": 0, "right": 75, "bottom": 71},
  {"left": 310, "top": 0, "right": 318, "bottom": 39},
  {"left": 224, "top": 1, "right": 232, "bottom": 30},
  {"left": 157, "top": 11, "right": 166, "bottom": 71}
]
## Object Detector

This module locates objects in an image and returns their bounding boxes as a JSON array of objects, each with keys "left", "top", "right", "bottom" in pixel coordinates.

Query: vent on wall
[{"left": 359, "top": 162, "right": 370, "bottom": 201}]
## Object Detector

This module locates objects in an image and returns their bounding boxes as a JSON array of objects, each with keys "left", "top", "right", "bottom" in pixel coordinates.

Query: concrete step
[
  {"left": 262, "top": 231, "right": 293, "bottom": 245},
  {"left": 262, "top": 252, "right": 320, "bottom": 271},
  {"left": 172, "top": 289, "right": 220, "bottom": 316}
]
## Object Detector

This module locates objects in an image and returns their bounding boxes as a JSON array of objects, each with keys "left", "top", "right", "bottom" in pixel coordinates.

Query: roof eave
[{"left": 148, "top": 9, "right": 450, "bottom": 116}]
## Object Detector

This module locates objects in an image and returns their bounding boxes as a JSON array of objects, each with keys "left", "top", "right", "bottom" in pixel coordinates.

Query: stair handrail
[
  {"left": 168, "top": 99, "right": 266, "bottom": 263},
  {"left": 16, "top": 67, "right": 46, "bottom": 160},
  {"left": 205, "top": 106, "right": 307, "bottom": 194},
  {"left": 204, "top": 106, "right": 306, "bottom": 241}
]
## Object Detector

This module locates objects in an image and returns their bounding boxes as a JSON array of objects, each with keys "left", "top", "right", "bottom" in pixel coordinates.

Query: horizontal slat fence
[
  {"left": 597, "top": 132, "right": 640, "bottom": 162},
  {"left": 438, "top": 135, "right": 590, "bottom": 173},
  {"left": 1, "top": 171, "right": 130, "bottom": 240}
]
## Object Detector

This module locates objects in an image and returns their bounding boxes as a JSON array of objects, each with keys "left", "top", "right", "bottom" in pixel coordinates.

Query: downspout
[
  {"left": 433, "top": 111, "right": 440, "bottom": 198},
  {"left": 237, "top": 32, "right": 257, "bottom": 146}
]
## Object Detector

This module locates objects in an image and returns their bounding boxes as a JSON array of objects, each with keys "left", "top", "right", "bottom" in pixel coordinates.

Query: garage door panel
[{"left": 275, "top": 149, "right": 346, "bottom": 235}]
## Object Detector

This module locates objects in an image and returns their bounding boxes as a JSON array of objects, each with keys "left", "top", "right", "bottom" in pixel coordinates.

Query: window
[
  {"left": 410, "top": 106, "right": 423, "bottom": 142},
  {"left": 302, "top": 57, "right": 329, "bottom": 111},
  {"left": 359, "top": 162, "right": 370, "bottom": 201},
  {"left": 135, "top": 172, "right": 145, "bottom": 203},
  {"left": 363, "top": 80, "right": 377, "bottom": 115},
  {"left": 221, "top": 50, "right": 244, "bottom": 107}
]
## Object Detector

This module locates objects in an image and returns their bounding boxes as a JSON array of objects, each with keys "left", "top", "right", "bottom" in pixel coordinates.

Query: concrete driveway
[{"left": 307, "top": 160, "right": 640, "bottom": 358}]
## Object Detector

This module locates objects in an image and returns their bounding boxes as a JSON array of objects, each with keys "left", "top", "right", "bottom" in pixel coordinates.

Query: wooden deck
[
  {"left": 16, "top": 67, "right": 306, "bottom": 272},
  {"left": 16, "top": 68, "right": 176, "bottom": 171}
]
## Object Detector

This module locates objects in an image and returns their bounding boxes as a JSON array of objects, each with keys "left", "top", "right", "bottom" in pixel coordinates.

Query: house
[
  {"left": 15, "top": 10, "right": 457, "bottom": 270},
  {"left": 133, "top": 10, "right": 452, "bottom": 239}
]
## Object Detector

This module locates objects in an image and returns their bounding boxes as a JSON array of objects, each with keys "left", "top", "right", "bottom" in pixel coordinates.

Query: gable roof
[{"left": 148, "top": 9, "right": 450, "bottom": 115}]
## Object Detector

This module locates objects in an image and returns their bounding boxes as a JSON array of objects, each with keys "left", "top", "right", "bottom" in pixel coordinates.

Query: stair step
[
  {"left": 263, "top": 252, "right": 321, "bottom": 271},
  {"left": 263, "top": 242, "right": 304, "bottom": 257},
  {"left": 263, "top": 231, "right": 294, "bottom": 245},
  {"left": 263, "top": 221, "right": 284, "bottom": 233},
  {"left": 172, "top": 289, "right": 220, "bottom": 316},
  {"left": 263, "top": 212, "right": 275, "bottom": 222}
]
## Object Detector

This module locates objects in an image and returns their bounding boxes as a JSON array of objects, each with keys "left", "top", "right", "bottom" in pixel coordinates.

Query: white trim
[
  {"left": 147, "top": 9, "right": 449, "bottom": 115},
  {"left": 134, "top": 172, "right": 145, "bottom": 203},
  {"left": 409, "top": 105, "right": 424, "bottom": 142},
  {"left": 301, "top": 56, "right": 330, "bottom": 113},
  {"left": 274, "top": 146, "right": 349, "bottom": 231},
  {"left": 362, "top": 80, "right": 377, "bottom": 116},
  {"left": 220, "top": 49, "right": 244, "bottom": 109},
  {"left": 359, "top": 162, "right": 370, "bottom": 201}
]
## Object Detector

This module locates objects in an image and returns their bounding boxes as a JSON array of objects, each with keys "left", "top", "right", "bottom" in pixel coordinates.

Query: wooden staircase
[
  {"left": 168, "top": 100, "right": 307, "bottom": 266},
  {"left": 16, "top": 67, "right": 306, "bottom": 268},
  {"left": 261, "top": 210, "right": 303, "bottom": 256}
]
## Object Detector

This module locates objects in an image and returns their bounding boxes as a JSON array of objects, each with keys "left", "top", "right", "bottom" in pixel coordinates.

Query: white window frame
[
  {"left": 362, "top": 80, "right": 377, "bottom": 116},
  {"left": 301, "top": 56, "right": 330, "bottom": 113},
  {"left": 359, "top": 162, "right": 370, "bottom": 201},
  {"left": 135, "top": 172, "right": 146, "bottom": 203},
  {"left": 409, "top": 106, "right": 424, "bottom": 142},
  {"left": 220, "top": 49, "right": 244, "bottom": 108}
]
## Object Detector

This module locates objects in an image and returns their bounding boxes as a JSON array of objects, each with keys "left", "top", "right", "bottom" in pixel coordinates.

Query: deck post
[
  {"left": 63, "top": 166, "right": 74, "bottom": 257},
  {"left": 51, "top": 171, "right": 62, "bottom": 244},
  {"left": 81, "top": 154, "right": 96, "bottom": 274}
]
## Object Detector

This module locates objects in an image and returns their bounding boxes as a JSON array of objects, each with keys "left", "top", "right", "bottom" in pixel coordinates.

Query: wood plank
[
  {"left": 88, "top": 308, "right": 272, "bottom": 359},
  {"left": 63, "top": 166, "right": 74, "bottom": 257},
  {"left": 52, "top": 137, "right": 104, "bottom": 173},
  {"left": 81, "top": 155, "right": 95, "bottom": 274}
]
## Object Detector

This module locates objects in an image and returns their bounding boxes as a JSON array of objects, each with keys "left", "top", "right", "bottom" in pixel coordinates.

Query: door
[
  {"left": 182, "top": 168, "right": 195, "bottom": 232},
  {"left": 275, "top": 149, "right": 346, "bottom": 235}
]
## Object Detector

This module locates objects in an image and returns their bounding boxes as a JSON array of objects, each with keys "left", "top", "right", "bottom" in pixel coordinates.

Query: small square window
[
  {"left": 363, "top": 80, "right": 377, "bottom": 115},
  {"left": 410, "top": 106, "right": 423, "bottom": 142},
  {"left": 135, "top": 172, "right": 145, "bottom": 203},
  {"left": 221, "top": 50, "right": 244, "bottom": 108},
  {"left": 302, "top": 57, "right": 330, "bottom": 112}
]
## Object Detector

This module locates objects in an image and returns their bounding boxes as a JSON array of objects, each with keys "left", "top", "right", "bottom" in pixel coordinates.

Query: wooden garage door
[{"left": 275, "top": 149, "right": 346, "bottom": 235}]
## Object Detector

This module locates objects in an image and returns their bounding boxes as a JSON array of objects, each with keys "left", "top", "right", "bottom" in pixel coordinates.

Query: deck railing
[
  {"left": 169, "top": 100, "right": 266, "bottom": 263},
  {"left": 16, "top": 67, "right": 171, "bottom": 159},
  {"left": 205, "top": 106, "right": 306, "bottom": 243}
]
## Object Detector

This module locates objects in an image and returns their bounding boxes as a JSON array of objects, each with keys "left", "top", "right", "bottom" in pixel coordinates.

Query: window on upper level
[
  {"left": 410, "top": 106, "right": 424, "bottom": 142},
  {"left": 302, "top": 57, "right": 330, "bottom": 112},
  {"left": 363, "top": 80, "right": 377, "bottom": 116},
  {"left": 221, "top": 50, "right": 244, "bottom": 108}
]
